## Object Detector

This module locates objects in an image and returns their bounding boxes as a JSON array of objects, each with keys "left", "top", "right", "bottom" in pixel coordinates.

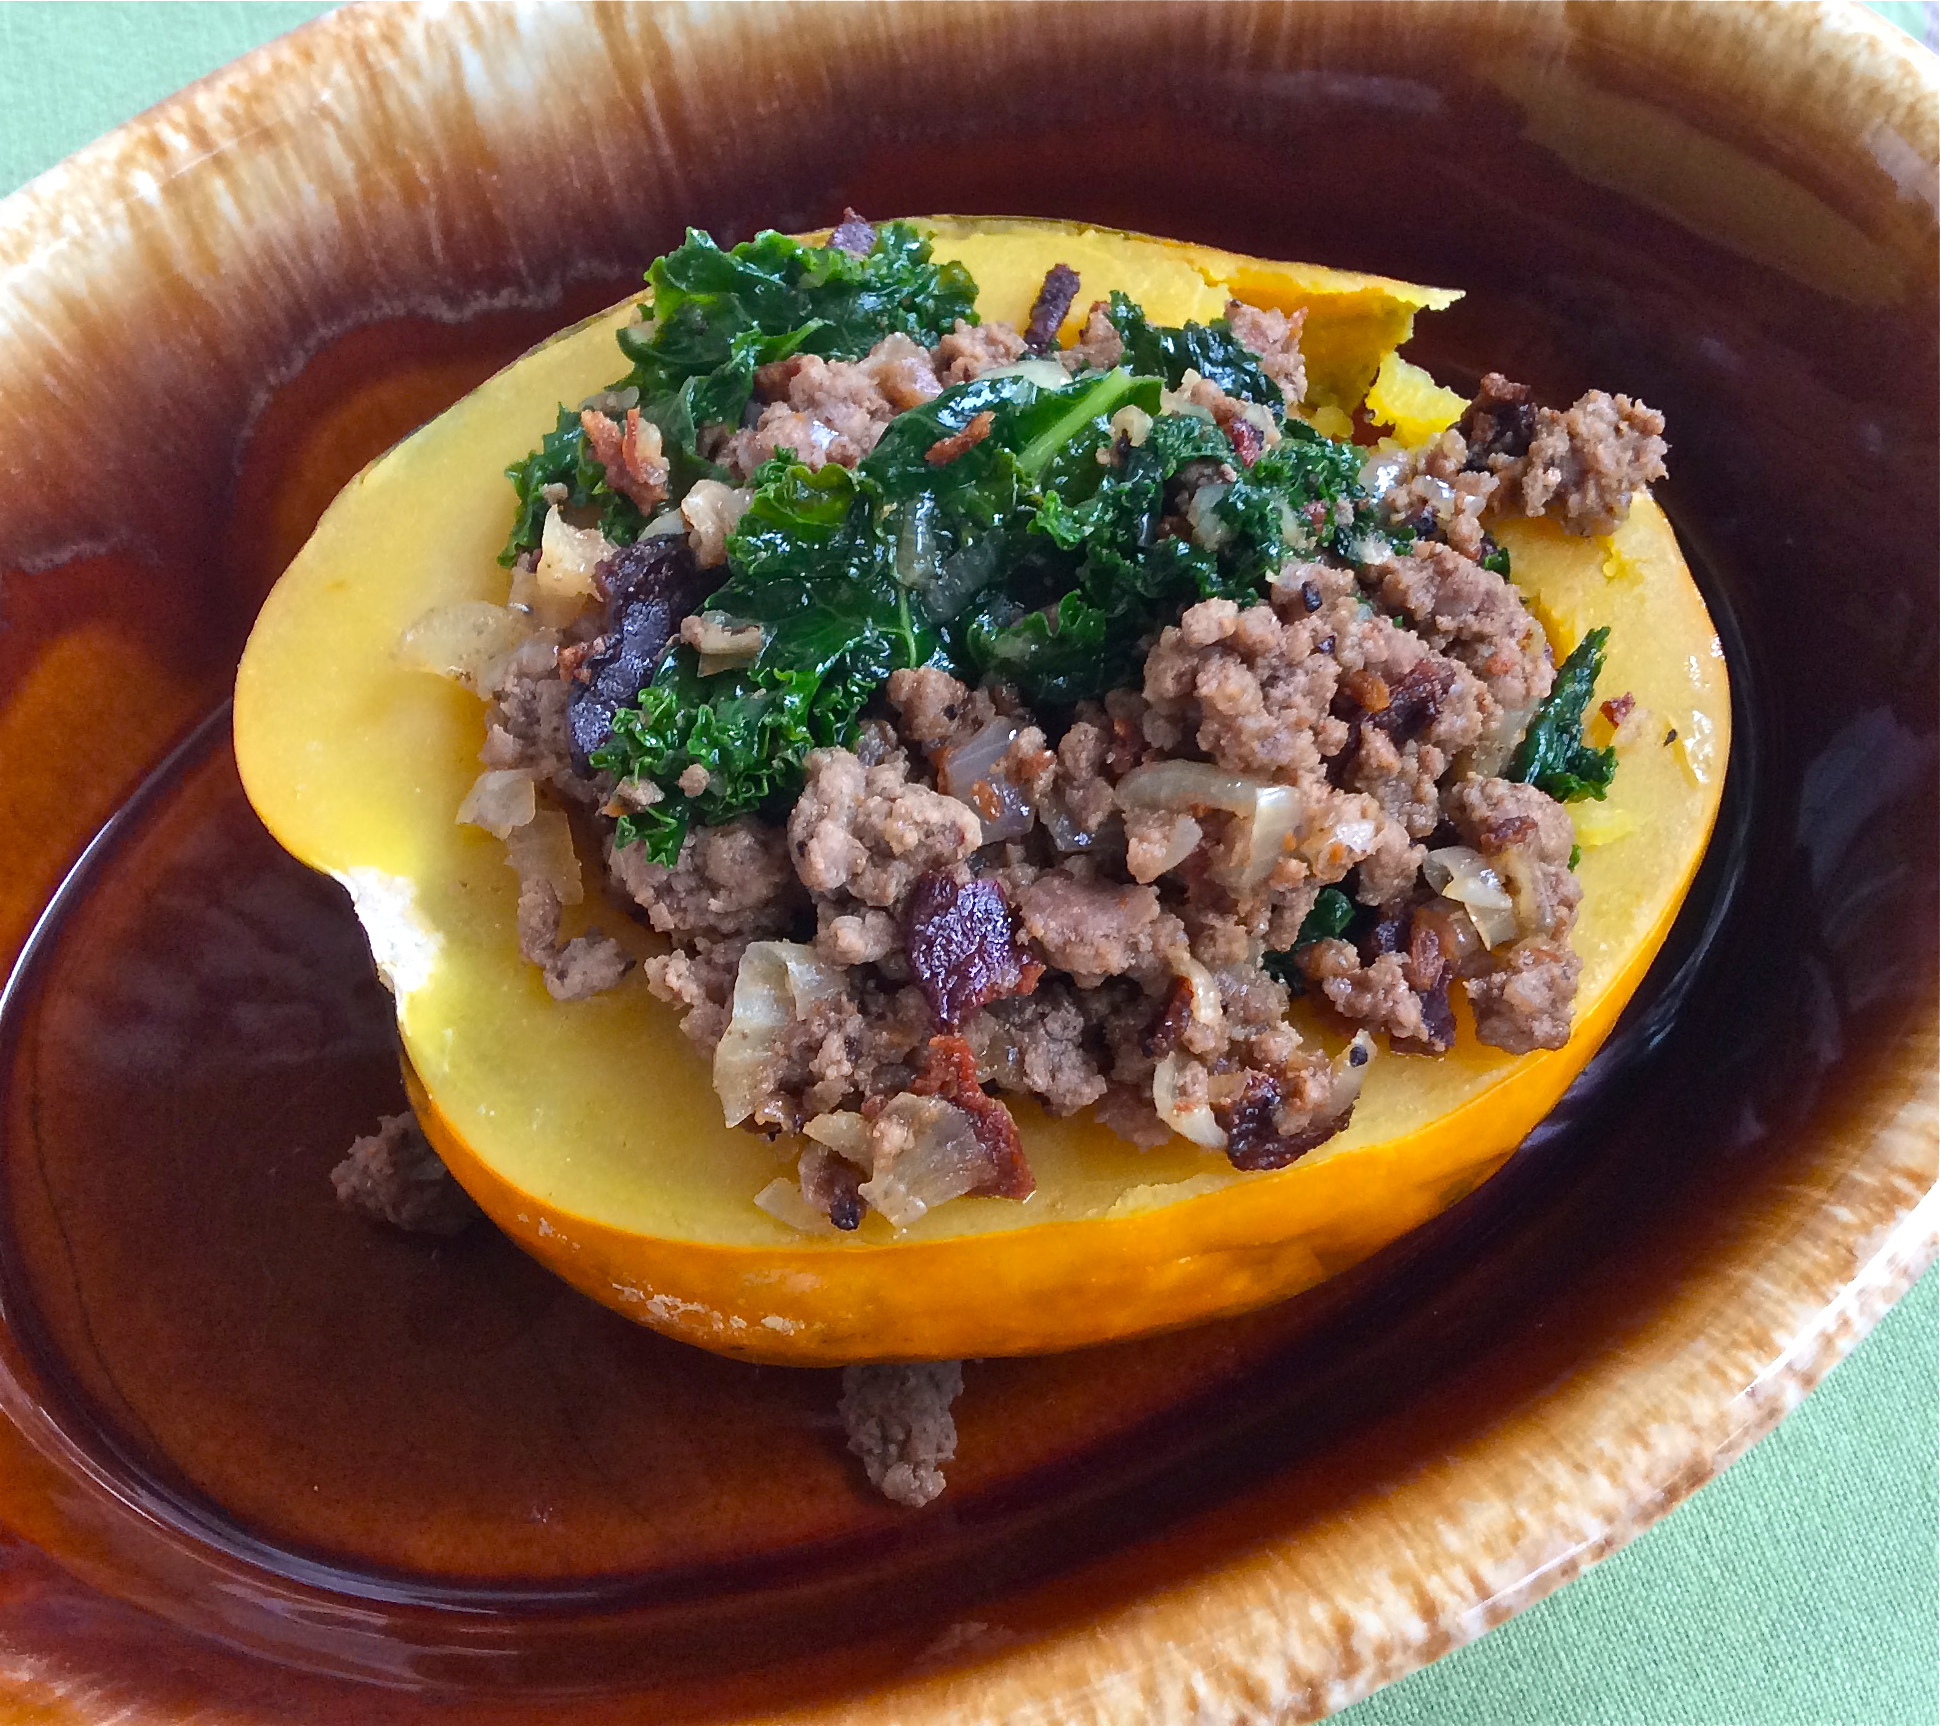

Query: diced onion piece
[
  {"left": 642, "top": 507, "right": 687, "bottom": 538},
  {"left": 456, "top": 769, "right": 536, "bottom": 839},
  {"left": 753, "top": 1177, "right": 839, "bottom": 1235},
  {"left": 714, "top": 942, "right": 843, "bottom": 1128},
  {"left": 978, "top": 357, "right": 1074, "bottom": 389},
  {"left": 684, "top": 611, "right": 765, "bottom": 662},
  {"left": 1185, "top": 482, "right": 1232, "bottom": 551},
  {"left": 1423, "top": 845, "right": 1519, "bottom": 948},
  {"left": 1152, "top": 1053, "right": 1227, "bottom": 1150},
  {"left": 1108, "top": 403, "right": 1153, "bottom": 447},
  {"left": 1117, "top": 762, "right": 1300, "bottom": 888},
  {"left": 394, "top": 601, "right": 531, "bottom": 692},
  {"left": 533, "top": 507, "right": 610, "bottom": 627},
  {"left": 938, "top": 715, "right": 1032, "bottom": 843},
  {"left": 1330, "top": 1030, "right": 1376, "bottom": 1113},
  {"left": 503, "top": 809, "right": 583, "bottom": 906},
  {"left": 1170, "top": 955, "right": 1225, "bottom": 1032},
  {"left": 856, "top": 1095, "right": 989, "bottom": 1230},
  {"left": 680, "top": 480, "right": 752, "bottom": 567},
  {"left": 803, "top": 1110, "right": 871, "bottom": 1167}
]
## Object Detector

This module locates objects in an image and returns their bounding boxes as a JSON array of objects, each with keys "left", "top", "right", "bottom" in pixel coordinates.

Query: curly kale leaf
[
  {"left": 1103, "top": 290, "right": 1282, "bottom": 407},
  {"left": 502, "top": 221, "right": 975, "bottom": 564},
  {"left": 500, "top": 403, "right": 651, "bottom": 567},
  {"left": 592, "top": 459, "right": 931, "bottom": 862},
  {"left": 1509, "top": 625, "right": 1617, "bottom": 802},
  {"left": 973, "top": 410, "right": 1401, "bottom": 704}
]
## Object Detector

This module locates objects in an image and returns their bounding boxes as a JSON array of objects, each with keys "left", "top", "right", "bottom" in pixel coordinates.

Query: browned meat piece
[
  {"left": 966, "top": 982, "right": 1110, "bottom": 1116},
  {"left": 1142, "top": 596, "right": 1344, "bottom": 780},
  {"left": 1299, "top": 937, "right": 1436, "bottom": 1046},
  {"left": 717, "top": 333, "right": 942, "bottom": 476},
  {"left": 565, "top": 535, "right": 706, "bottom": 770},
  {"left": 788, "top": 748, "right": 982, "bottom": 908},
  {"left": 933, "top": 318, "right": 1026, "bottom": 384},
  {"left": 1024, "top": 263, "right": 1082, "bottom": 353},
  {"left": 925, "top": 410, "right": 995, "bottom": 466},
  {"left": 1168, "top": 371, "right": 1277, "bottom": 468},
  {"left": 902, "top": 871, "right": 1043, "bottom": 1029},
  {"left": 578, "top": 406, "right": 668, "bottom": 512},
  {"left": 484, "top": 639, "right": 586, "bottom": 803},
  {"left": 1444, "top": 775, "right": 1584, "bottom": 1051},
  {"left": 1510, "top": 391, "right": 1668, "bottom": 536},
  {"left": 513, "top": 875, "right": 632, "bottom": 1002},
  {"left": 838, "top": 1362, "right": 963, "bottom": 1507},
  {"left": 1065, "top": 300, "right": 1124, "bottom": 371},
  {"left": 1224, "top": 299, "right": 1308, "bottom": 405},
  {"left": 542, "top": 932, "right": 632, "bottom": 1001},
  {"left": 1464, "top": 939, "right": 1582, "bottom": 1053},
  {"left": 909, "top": 1033, "right": 1034, "bottom": 1199},
  {"left": 827, "top": 208, "right": 875, "bottom": 256},
  {"left": 608, "top": 817, "right": 803, "bottom": 939},
  {"left": 1459, "top": 373, "right": 1538, "bottom": 467},
  {"left": 1214, "top": 1069, "right": 1341, "bottom": 1171},
  {"left": 331, "top": 1113, "right": 479, "bottom": 1236},
  {"left": 1369, "top": 542, "right": 1555, "bottom": 717},
  {"left": 1017, "top": 869, "right": 1160, "bottom": 983},
  {"left": 886, "top": 666, "right": 973, "bottom": 745}
]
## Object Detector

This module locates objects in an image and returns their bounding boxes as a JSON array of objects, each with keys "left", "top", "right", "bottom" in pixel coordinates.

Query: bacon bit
[
  {"left": 557, "top": 637, "right": 600, "bottom": 682},
  {"left": 579, "top": 406, "right": 669, "bottom": 511},
  {"left": 753, "top": 354, "right": 812, "bottom": 401},
  {"left": 1141, "top": 975, "right": 1196, "bottom": 1059},
  {"left": 902, "top": 871, "right": 1043, "bottom": 1030},
  {"left": 1222, "top": 413, "right": 1266, "bottom": 468},
  {"left": 1405, "top": 913, "right": 1448, "bottom": 993},
  {"left": 925, "top": 410, "right": 996, "bottom": 467},
  {"left": 1341, "top": 667, "right": 1392, "bottom": 714},
  {"left": 1024, "top": 262, "right": 1082, "bottom": 354},
  {"left": 910, "top": 1035, "right": 1034, "bottom": 1199},
  {"left": 1214, "top": 1071, "right": 1338, "bottom": 1172},
  {"left": 827, "top": 208, "right": 876, "bottom": 257},
  {"left": 1600, "top": 692, "right": 1637, "bottom": 728}
]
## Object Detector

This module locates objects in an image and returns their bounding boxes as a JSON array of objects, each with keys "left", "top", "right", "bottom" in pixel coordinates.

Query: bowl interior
[{"left": 0, "top": 3, "right": 1931, "bottom": 1719}]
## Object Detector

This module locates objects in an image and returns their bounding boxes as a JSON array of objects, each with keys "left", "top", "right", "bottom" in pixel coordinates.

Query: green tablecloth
[{"left": 1, "top": 5, "right": 1932, "bottom": 1721}]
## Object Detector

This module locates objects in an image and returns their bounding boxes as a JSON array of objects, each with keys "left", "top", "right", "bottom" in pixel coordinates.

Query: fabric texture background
[{"left": 0, "top": 4, "right": 1932, "bottom": 1723}]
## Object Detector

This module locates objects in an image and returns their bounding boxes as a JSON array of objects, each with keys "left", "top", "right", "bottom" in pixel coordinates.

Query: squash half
[{"left": 235, "top": 218, "right": 1729, "bottom": 1363}]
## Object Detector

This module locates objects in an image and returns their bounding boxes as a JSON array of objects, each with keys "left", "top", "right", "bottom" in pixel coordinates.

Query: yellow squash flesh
[{"left": 234, "top": 218, "right": 1729, "bottom": 1363}]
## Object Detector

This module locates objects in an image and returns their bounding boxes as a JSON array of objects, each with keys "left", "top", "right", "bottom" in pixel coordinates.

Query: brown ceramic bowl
[{"left": 0, "top": 3, "right": 1933, "bottom": 1720}]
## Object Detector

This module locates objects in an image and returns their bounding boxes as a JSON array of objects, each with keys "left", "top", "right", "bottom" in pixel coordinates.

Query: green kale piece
[
  {"left": 1509, "top": 625, "right": 1618, "bottom": 802},
  {"left": 1260, "top": 886, "right": 1358, "bottom": 987},
  {"left": 591, "top": 457, "right": 930, "bottom": 862},
  {"left": 1103, "top": 290, "right": 1282, "bottom": 407},
  {"left": 1480, "top": 541, "right": 1513, "bottom": 577},
  {"left": 501, "top": 221, "right": 976, "bottom": 564},
  {"left": 500, "top": 403, "right": 649, "bottom": 567}
]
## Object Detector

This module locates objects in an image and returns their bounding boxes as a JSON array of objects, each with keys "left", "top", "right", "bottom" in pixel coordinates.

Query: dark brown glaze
[{"left": 0, "top": 2, "right": 1931, "bottom": 1718}]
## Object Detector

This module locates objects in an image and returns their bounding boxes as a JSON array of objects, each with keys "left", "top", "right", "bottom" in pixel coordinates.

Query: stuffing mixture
[{"left": 395, "top": 214, "right": 1664, "bottom": 1239}]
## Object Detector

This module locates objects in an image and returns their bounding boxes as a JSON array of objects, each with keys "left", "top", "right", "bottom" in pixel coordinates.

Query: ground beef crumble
[
  {"left": 436, "top": 294, "right": 1665, "bottom": 1238},
  {"left": 838, "top": 1361, "right": 963, "bottom": 1507},
  {"left": 331, "top": 1113, "right": 480, "bottom": 1236}
]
